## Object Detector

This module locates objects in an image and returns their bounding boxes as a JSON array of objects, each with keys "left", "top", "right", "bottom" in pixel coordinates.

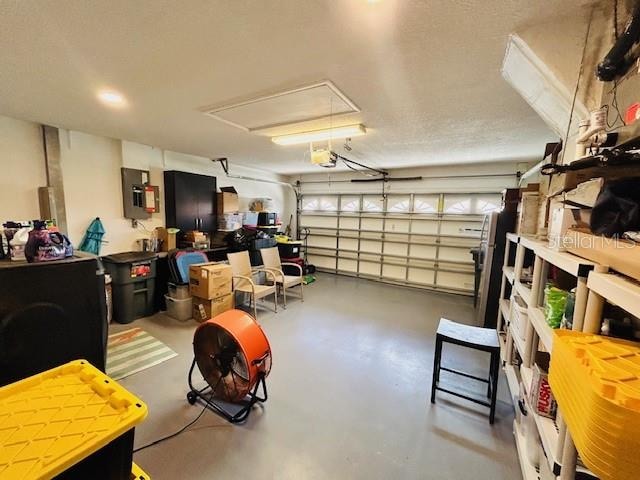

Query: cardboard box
[
  {"left": 529, "top": 364, "right": 557, "bottom": 419},
  {"left": 156, "top": 227, "right": 176, "bottom": 252},
  {"left": 192, "top": 293, "right": 235, "bottom": 322},
  {"left": 548, "top": 201, "right": 576, "bottom": 250},
  {"left": 562, "top": 178, "right": 603, "bottom": 208},
  {"left": 184, "top": 230, "right": 207, "bottom": 243},
  {"left": 189, "top": 263, "right": 233, "bottom": 299},
  {"left": 516, "top": 192, "right": 539, "bottom": 235},
  {"left": 564, "top": 228, "right": 640, "bottom": 281},
  {"left": 217, "top": 186, "right": 239, "bottom": 214}
]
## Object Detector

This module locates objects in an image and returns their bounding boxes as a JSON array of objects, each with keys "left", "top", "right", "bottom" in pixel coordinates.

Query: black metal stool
[{"left": 430, "top": 318, "right": 501, "bottom": 424}]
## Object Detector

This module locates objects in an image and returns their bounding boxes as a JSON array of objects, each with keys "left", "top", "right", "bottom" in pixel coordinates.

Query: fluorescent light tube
[{"left": 272, "top": 124, "right": 366, "bottom": 146}]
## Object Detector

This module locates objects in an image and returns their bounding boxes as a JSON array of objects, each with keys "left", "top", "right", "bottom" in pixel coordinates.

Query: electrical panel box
[{"left": 121, "top": 168, "right": 160, "bottom": 220}]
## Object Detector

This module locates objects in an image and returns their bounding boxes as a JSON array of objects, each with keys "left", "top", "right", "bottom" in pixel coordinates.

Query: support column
[
  {"left": 582, "top": 266, "right": 608, "bottom": 334},
  {"left": 39, "top": 125, "right": 67, "bottom": 233}
]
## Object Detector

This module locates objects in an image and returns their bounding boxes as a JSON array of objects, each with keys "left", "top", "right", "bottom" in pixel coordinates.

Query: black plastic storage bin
[
  {"left": 277, "top": 242, "right": 302, "bottom": 258},
  {"left": 55, "top": 428, "right": 135, "bottom": 480},
  {"left": 102, "top": 252, "right": 157, "bottom": 324},
  {"left": 0, "top": 254, "right": 108, "bottom": 385},
  {"left": 249, "top": 237, "right": 277, "bottom": 266}
]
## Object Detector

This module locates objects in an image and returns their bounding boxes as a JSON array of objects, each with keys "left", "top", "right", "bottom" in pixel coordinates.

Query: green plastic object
[
  {"left": 544, "top": 284, "right": 569, "bottom": 329},
  {"left": 303, "top": 275, "right": 316, "bottom": 285}
]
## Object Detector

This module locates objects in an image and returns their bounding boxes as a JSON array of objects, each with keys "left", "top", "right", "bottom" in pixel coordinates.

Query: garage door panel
[
  {"left": 383, "top": 243, "right": 408, "bottom": 256},
  {"left": 307, "top": 236, "right": 337, "bottom": 249},
  {"left": 440, "top": 220, "right": 483, "bottom": 237},
  {"left": 308, "top": 255, "right": 335, "bottom": 269},
  {"left": 410, "top": 244, "right": 437, "bottom": 260},
  {"left": 439, "top": 246, "right": 474, "bottom": 263},
  {"left": 361, "top": 218, "right": 383, "bottom": 231},
  {"left": 385, "top": 219, "right": 410, "bottom": 233},
  {"left": 361, "top": 240, "right": 382, "bottom": 253},
  {"left": 300, "top": 215, "right": 338, "bottom": 228},
  {"left": 339, "top": 216, "right": 359, "bottom": 229},
  {"left": 338, "top": 259, "right": 358, "bottom": 272},
  {"left": 408, "top": 268, "right": 435, "bottom": 285},
  {"left": 437, "top": 271, "right": 474, "bottom": 292},
  {"left": 411, "top": 219, "right": 439, "bottom": 234},
  {"left": 339, "top": 238, "right": 359, "bottom": 251},
  {"left": 382, "top": 264, "right": 406, "bottom": 280},
  {"left": 359, "top": 260, "right": 380, "bottom": 276}
]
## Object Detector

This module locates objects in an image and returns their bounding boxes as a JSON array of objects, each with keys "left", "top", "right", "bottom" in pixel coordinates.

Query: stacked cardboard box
[{"left": 189, "top": 263, "right": 235, "bottom": 322}]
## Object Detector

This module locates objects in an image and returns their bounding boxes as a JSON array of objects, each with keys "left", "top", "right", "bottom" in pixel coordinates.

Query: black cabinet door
[
  {"left": 193, "top": 174, "right": 216, "bottom": 232},
  {"left": 164, "top": 171, "right": 216, "bottom": 233}
]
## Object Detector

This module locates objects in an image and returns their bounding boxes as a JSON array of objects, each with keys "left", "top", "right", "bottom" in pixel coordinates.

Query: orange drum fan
[{"left": 187, "top": 309, "right": 271, "bottom": 423}]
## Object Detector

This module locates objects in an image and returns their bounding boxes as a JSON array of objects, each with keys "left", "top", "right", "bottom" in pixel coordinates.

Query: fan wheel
[{"left": 193, "top": 310, "right": 271, "bottom": 403}]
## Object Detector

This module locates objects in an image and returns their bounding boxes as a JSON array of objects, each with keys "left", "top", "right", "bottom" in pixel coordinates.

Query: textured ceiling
[{"left": 0, "top": 0, "right": 588, "bottom": 174}]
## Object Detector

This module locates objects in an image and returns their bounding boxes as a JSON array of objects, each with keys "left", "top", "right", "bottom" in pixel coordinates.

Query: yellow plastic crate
[
  {"left": 131, "top": 462, "right": 150, "bottom": 479},
  {"left": 0, "top": 359, "right": 148, "bottom": 479},
  {"left": 549, "top": 330, "right": 640, "bottom": 480}
]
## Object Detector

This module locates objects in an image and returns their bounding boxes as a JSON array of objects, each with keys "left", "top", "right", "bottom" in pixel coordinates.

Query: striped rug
[{"left": 106, "top": 328, "right": 178, "bottom": 381}]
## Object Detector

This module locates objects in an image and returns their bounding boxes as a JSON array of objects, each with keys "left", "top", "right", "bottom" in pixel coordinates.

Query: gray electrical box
[{"left": 121, "top": 168, "right": 160, "bottom": 220}]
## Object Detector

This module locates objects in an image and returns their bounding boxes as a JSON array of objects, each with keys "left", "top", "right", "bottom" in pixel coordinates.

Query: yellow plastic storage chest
[
  {"left": 130, "top": 462, "right": 150, "bottom": 479},
  {"left": 549, "top": 330, "right": 640, "bottom": 480},
  {"left": 0, "top": 359, "right": 148, "bottom": 479}
]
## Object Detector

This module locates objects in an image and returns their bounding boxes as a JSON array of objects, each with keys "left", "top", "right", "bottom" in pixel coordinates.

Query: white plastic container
[
  {"left": 164, "top": 294, "right": 192, "bottom": 321},
  {"left": 167, "top": 282, "right": 191, "bottom": 300},
  {"left": 512, "top": 294, "right": 528, "bottom": 342}
]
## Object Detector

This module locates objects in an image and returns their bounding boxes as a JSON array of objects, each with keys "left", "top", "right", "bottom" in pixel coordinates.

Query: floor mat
[{"left": 106, "top": 327, "right": 177, "bottom": 380}]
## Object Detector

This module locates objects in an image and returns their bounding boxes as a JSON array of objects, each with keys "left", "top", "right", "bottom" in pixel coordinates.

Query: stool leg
[
  {"left": 489, "top": 352, "right": 499, "bottom": 424},
  {"left": 430, "top": 336, "right": 443, "bottom": 404},
  {"left": 487, "top": 354, "right": 493, "bottom": 399}
]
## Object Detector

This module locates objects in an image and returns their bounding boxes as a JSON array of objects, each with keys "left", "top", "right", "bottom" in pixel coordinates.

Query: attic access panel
[{"left": 201, "top": 81, "right": 359, "bottom": 132}]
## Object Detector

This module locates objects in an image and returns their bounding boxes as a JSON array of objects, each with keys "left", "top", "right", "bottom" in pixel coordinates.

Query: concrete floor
[{"left": 116, "top": 273, "right": 520, "bottom": 479}]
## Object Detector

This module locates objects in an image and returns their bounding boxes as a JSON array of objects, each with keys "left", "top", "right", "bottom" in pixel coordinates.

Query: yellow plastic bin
[
  {"left": 131, "top": 462, "right": 150, "bottom": 480},
  {"left": 549, "top": 330, "right": 640, "bottom": 480},
  {"left": 0, "top": 359, "right": 148, "bottom": 479}
]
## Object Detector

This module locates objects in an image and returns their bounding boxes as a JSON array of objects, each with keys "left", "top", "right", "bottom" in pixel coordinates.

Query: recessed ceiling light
[{"left": 97, "top": 90, "right": 126, "bottom": 107}]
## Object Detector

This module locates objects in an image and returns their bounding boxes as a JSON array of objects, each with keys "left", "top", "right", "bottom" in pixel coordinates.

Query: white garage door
[{"left": 300, "top": 192, "right": 500, "bottom": 295}]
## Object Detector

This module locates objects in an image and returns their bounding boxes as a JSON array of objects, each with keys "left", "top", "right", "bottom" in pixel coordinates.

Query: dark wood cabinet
[{"left": 164, "top": 171, "right": 216, "bottom": 233}]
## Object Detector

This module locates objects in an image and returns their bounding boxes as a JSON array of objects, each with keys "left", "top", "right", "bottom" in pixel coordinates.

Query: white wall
[
  {"left": 0, "top": 114, "right": 294, "bottom": 255},
  {"left": 0, "top": 116, "right": 47, "bottom": 221},
  {"left": 59, "top": 129, "right": 150, "bottom": 254},
  {"left": 290, "top": 161, "right": 524, "bottom": 195}
]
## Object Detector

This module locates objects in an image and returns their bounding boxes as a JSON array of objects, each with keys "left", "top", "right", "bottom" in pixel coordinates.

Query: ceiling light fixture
[
  {"left": 97, "top": 90, "right": 127, "bottom": 107},
  {"left": 272, "top": 124, "right": 366, "bottom": 146}
]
